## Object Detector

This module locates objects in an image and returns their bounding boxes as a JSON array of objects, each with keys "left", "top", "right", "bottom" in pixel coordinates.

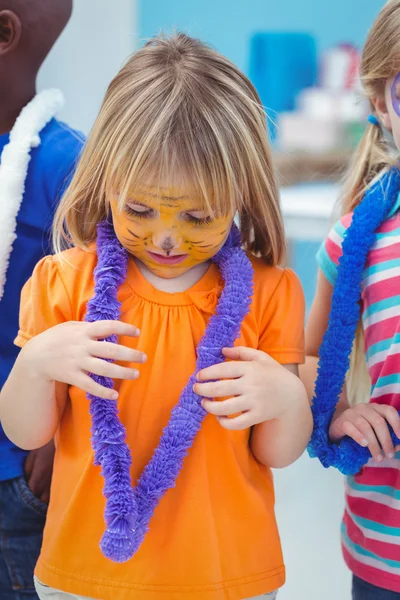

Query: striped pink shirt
[{"left": 318, "top": 198, "right": 400, "bottom": 592}]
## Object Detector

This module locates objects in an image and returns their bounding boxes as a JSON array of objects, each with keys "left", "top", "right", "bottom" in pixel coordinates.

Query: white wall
[{"left": 38, "top": 0, "right": 138, "bottom": 134}]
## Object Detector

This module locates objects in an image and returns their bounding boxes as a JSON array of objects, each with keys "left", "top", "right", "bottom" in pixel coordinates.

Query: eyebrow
[
  {"left": 140, "top": 191, "right": 190, "bottom": 201},
  {"left": 128, "top": 198, "right": 204, "bottom": 211}
]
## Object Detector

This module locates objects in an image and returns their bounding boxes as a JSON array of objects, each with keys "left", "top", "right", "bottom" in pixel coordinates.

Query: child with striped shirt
[{"left": 303, "top": 1, "right": 400, "bottom": 598}]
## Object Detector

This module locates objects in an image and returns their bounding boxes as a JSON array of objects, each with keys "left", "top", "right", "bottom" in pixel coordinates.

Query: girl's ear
[{"left": 372, "top": 91, "right": 392, "bottom": 131}]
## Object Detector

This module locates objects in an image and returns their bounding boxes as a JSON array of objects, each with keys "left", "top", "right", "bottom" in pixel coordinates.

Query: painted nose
[
  {"left": 162, "top": 237, "right": 175, "bottom": 254},
  {"left": 153, "top": 232, "right": 181, "bottom": 256}
]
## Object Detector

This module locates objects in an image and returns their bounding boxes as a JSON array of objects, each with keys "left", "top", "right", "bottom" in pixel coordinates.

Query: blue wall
[{"left": 140, "top": 0, "right": 384, "bottom": 73}]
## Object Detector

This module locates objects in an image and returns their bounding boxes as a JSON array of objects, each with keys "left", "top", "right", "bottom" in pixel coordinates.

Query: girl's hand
[
  {"left": 22, "top": 321, "right": 146, "bottom": 400},
  {"left": 194, "top": 346, "right": 301, "bottom": 430},
  {"left": 329, "top": 403, "right": 400, "bottom": 461}
]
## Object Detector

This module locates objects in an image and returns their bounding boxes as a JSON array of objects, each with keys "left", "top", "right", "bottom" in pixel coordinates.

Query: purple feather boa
[{"left": 84, "top": 220, "right": 254, "bottom": 562}]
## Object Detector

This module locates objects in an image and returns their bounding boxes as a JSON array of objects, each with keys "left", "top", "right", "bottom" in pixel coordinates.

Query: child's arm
[
  {"left": 301, "top": 269, "right": 400, "bottom": 461},
  {"left": 299, "top": 269, "right": 332, "bottom": 401},
  {"left": 1, "top": 353, "right": 66, "bottom": 451},
  {"left": 194, "top": 347, "right": 312, "bottom": 469},
  {"left": 249, "top": 362, "right": 312, "bottom": 468},
  {"left": 0, "top": 320, "right": 145, "bottom": 451}
]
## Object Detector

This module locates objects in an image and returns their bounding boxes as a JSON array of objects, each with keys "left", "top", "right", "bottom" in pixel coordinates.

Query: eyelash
[
  {"left": 124, "top": 205, "right": 213, "bottom": 226},
  {"left": 185, "top": 214, "right": 213, "bottom": 226},
  {"left": 125, "top": 205, "right": 155, "bottom": 219}
]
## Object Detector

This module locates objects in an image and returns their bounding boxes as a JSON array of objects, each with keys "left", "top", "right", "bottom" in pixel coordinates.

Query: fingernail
[
  {"left": 141, "top": 353, "right": 147, "bottom": 363},
  {"left": 111, "top": 391, "right": 118, "bottom": 400},
  {"left": 133, "top": 370, "right": 139, "bottom": 378},
  {"left": 361, "top": 439, "right": 369, "bottom": 447},
  {"left": 388, "top": 452, "right": 395, "bottom": 459},
  {"left": 377, "top": 454, "right": 384, "bottom": 462}
]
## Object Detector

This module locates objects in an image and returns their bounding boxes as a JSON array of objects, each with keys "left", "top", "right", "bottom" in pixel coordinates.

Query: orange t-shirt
[{"left": 15, "top": 247, "right": 305, "bottom": 600}]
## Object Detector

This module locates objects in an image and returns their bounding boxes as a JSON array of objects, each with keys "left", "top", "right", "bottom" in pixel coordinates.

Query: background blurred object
[
  {"left": 141, "top": 0, "right": 384, "bottom": 74},
  {"left": 275, "top": 42, "right": 368, "bottom": 189},
  {"left": 249, "top": 32, "right": 318, "bottom": 140},
  {"left": 38, "top": 0, "right": 138, "bottom": 133},
  {"left": 278, "top": 43, "right": 368, "bottom": 154},
  {"left": 281, "top": 184, "right": 338, "bottom": 242},
  {"left": 281, "top": 184, "right": 339, "bottom": 310},
  {"left": 274, "top": 151, "right": 350, "bottom": 186}
]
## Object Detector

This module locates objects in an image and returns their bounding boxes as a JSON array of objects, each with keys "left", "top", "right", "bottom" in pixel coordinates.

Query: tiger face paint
[{"left": 110, "top": 187, "right": 233, "bottom": 279}]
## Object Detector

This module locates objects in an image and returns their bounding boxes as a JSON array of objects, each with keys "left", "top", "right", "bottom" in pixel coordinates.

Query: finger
[
  {"left": 194, "top": 379, "right": 244, "bottom": 399},
  {"left": 27, "top": 472, "right": 42, "bottom": 498},
  {"left": 217, "top": 413, "right": 253, "bottom": 431},
  {"left": 90, "top": 341, "right": 146, "bottom": 363},
  {"left": 40, "top": 491, "right": 50, "bottom": 505},
  {"left": 87, "top": 321, "right": 140, "bottom": 339},
  {"left": 84, "top": 358, "right": 139, "bottom": 381},
  {"left": 24, "top": 451, "right": 34, "bottom": 480},
  {"left": 201, "top": 397, "right": 247, "bottom": 416},
  {"left": 222, "top": 346, "right": 272, "bottom": 363},
  {"left": 78, "top": 374, "right": 119, "bottom": 400},
  {"left": 375, "top": 405, "right": 400, "bottom": 440},
  {"left": 340, "top": 421, "right": 370, "bottom": 448},
  {"left": 197, "top": 361, "right": 246, "bottom": 382},
  {"left": 354, "top": 417, "right": 384, "bottom": 461},
  {"left": 364, "top": 408, "right": 395, "bottom": 458}
]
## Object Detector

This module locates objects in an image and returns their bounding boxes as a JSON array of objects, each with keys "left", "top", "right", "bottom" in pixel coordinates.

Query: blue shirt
[{"left": 0, "top": 118, "right": 85, "bottom": 481}]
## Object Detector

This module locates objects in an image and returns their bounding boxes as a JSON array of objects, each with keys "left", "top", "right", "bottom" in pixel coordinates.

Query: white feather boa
[{"left": 0, "top": 89, "right": 64, "bottom": 301}]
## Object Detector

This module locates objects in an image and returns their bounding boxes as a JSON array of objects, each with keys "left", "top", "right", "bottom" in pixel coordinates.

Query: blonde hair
[
  {"left": 343, "top": 0, "right": 400, "bottom": 404},
  {"left": 53, "top": 33, "right": 285, "bottom": 265}
]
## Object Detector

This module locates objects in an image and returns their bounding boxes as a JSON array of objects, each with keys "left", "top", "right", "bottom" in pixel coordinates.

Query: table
[
  {"left": 280, "top": 183, "right": 339, "bottom": 241},
  {"left": 274, "top": 150, "right": 350, "bottom": 187}
]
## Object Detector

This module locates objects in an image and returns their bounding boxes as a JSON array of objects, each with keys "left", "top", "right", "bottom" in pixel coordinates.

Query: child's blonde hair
[
  {"left": 53, "top": 33, "right": 285, "bottom": 265},
  {"left": 343, "top": 0, "right": 400, "bottom": 404}
]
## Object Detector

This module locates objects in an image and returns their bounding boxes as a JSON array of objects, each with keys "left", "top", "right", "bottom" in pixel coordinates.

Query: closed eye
[
  {"left": 125, "top": 202, "right": 157, "bottom": 219},
  {"left": 184, "top": 211, "right": 213, "bottom": 226}
]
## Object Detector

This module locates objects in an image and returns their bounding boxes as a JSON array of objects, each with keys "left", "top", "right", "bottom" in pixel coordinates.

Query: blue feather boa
[{"left": 308, "top": 168, "right": 400, "bottom": 475}]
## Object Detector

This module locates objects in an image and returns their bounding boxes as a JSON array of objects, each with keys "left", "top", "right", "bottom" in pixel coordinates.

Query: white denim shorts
[{"left": 34, "top": 577, "right": 278, "bottom": 600}]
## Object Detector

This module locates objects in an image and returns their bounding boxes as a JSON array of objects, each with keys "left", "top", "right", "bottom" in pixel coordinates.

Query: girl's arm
[
  {"left": 250, "top": 363, "right": 312, "bottom": 468},
  {"left": 1, "top": 348, "right": 67, "bottom": 450},
  {"left": 194, "top": 268, "right": 310, "bottom": 469},
  {"left": 300, "top": 268, "right": 352, "bottom": 425},
  {"left": 195, "top": 347, "right": 312, "bottom": 469},
  {"left": 300, "top": 269, "right": 333, "bottom": 401},
  {"left": 300, "top": 269, "right": 400, "bottom": 461},
  {"left": 0, "top": 320, "right": 145, "bottom": 451}
]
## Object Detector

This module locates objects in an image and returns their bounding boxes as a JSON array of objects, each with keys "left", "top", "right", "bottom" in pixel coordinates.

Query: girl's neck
[{"left": 135, "top": 258, "right": 211, "bottom": 293}]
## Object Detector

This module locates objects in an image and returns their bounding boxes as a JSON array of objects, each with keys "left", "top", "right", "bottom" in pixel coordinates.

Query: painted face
[
  {"left": 384, "top": 74, "right": 400, "bottom": 150},
  {"left": 391, "top": 73, "right": 400, "bottom": 118},
  {"left": 110, "top": 187, "right": 233, "bottom": 279}
]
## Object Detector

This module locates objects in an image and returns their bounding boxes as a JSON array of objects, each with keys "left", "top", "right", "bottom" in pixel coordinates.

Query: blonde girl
[
  {"left": 303, "top": 2, "right": 400, "bottom": 598},
  {"left": 0, "top": 34, "right": 310, "bottom": 600}
]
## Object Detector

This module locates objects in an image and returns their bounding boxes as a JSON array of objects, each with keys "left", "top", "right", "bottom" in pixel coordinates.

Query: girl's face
[
  {"left": 110, "top": 186, "right": 233, "bottom": 279},
  {"left": 375, "top": 75, "right": 400, "bottom": 150}
]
